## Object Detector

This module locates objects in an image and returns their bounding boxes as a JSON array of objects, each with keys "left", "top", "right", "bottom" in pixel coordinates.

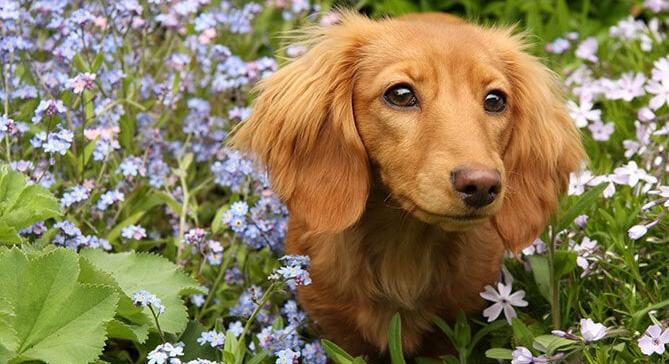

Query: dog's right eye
[{"left": 384, "top": 85, "right": 418, "bottom": 107}]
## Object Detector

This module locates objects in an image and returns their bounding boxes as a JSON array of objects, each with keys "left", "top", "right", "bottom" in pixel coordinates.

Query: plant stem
[
  {"left": 149, "top": 306, "right": 166, "bottom": 344},
  {"left": 196, "top": 243, "right": 237, "bottom": 321},
  {"left": 548, "top": 227, "right": 560, "bottom": 329},
  {"left": 239, "top": 281, "right": 278, "bottom": 341}
]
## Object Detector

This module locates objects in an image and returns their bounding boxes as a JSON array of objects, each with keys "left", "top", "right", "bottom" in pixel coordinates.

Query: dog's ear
[
  {"left": 230, "top": 13, "right": 371, "bottom": 234},
  {"left": 493, "top": 31, "right": 585, "bottom": 254}
]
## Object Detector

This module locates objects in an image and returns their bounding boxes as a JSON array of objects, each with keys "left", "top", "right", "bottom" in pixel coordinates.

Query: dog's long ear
[
  {"left": 493, "top": 31, "right": 585, "bottom": 254},
  {"left": 230, "top": 13, "right": 372, "bottom": 234}
]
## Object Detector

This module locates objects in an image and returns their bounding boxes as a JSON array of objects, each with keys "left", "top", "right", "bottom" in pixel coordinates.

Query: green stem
[
  {"left": 196, "top": 243, "right": 237, "bottom": 321},
  {"left": 239, "top": 281, "right": 279, "bottom": 341},
  {"left": 548, "top": 227, "right": 560, "bottom": 329},
  {"left": 149, "top": 306, "right": 166, "bottom": 344}
]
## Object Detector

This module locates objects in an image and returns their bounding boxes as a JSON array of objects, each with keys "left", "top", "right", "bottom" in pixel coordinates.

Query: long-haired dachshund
[{"left": 231, "top": 11, "right": 584, "bottom": 359}]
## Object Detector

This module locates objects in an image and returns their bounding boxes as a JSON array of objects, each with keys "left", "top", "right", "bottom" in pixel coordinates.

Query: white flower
[
  {"left": 567, "top": 100, "right": 601, "bottom": 128},
  {"left": 580, "top": 318, "right": 607, "bottom": 342},
  {"left": 638, "top": 324, "right": 669, "bottom": 356},
  {"left": 628, "top": 224, "right": 648, "bottom": 240},
  {"left": 511, "top": 346, "right": 534, "bottom": 364},
  {"left": 646, "top": 78, "right": 669, "bottom": 110},
  {"left": 480, "top": 282, "right": 528, "bottom": 324}
]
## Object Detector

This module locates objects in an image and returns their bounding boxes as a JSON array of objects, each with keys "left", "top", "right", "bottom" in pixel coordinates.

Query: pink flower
[
  {"left": 638, "top": 324, "right": 669, "bottom": 355},
  {"left": 66, "top": 72, "right": 96, "bottom": 94}
]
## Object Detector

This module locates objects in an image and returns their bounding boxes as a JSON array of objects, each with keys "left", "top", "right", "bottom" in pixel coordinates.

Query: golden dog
[{"left": 231, "top": 11, "right": 584, "bottom": 359}]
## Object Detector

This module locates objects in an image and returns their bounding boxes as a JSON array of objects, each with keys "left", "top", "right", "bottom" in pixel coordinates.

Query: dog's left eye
[
  {"left": 384, "top": 84, "right": 418, "bottom": 107},
  {"left": 484, "top": 91, "right": 506, "bottom": 113}
]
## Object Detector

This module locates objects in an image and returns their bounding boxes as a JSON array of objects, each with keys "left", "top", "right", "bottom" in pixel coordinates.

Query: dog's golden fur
[{"left": 230, "top": 11, "right": 584, "bottom": 359}]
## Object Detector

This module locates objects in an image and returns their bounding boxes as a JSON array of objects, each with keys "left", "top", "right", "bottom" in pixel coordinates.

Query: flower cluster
[{"left": 133, "top": 290, "right": 165, "bottom": 314}]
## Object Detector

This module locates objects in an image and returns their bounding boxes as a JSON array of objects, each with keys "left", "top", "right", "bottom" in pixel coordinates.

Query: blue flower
[
  {"left": 61, "top": 185, "right": 90, "bottom": 208},
  {"left": 132, "top": 289, "right": 165, "bottom": 314},
  {"left": 97, "top": 189, "right": 125, "bottom": 211},
  {"left": 121, "top": 224, "right": 146, "bottom": 240}
]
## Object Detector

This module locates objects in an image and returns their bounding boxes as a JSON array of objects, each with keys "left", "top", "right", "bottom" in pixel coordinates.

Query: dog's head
[{"left": 230, "top": 12, "right": 584, "bottom": 253}]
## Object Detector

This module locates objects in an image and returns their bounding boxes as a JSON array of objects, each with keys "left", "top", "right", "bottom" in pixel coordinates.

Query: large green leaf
[
  {"left": 80, "top": 249, "right": 206, "bottom": 334},
  {"left": 0, "top": 165, "right": 61, "bottom": 244},
  {"left": 0, "top": 248, "right": 118, "bottom": 364}
]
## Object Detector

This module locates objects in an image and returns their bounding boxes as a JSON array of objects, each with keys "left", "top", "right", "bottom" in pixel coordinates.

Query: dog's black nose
[{"left": 451, "top": 167, "right": 501, "bottom": 208}]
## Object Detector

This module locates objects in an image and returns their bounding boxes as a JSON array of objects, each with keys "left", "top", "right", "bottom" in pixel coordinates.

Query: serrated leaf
[
  {"left": 106, "top": 320, "right": 149, "bottom": 343},
  {"left": 0, "top": 165, "right": 61, "bottom": 242},
  {"left": 0, "top": 248, "right": 118, "bottom": 364},
  {"left": 81, "top": 249, "right": 206, "bottom": 334}
]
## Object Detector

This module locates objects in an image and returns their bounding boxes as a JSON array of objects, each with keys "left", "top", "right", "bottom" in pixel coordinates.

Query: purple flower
[
  {"left": 580, "top": 318, "right": 607, "bottom": 342},
  {"left": 511, "top": 346, "right": 533, "bottom": 364},
  {"left": 33, "top": 99, "right": 66, "bottom": 123},
  {"left": 638, "top": 324, "right": 669, "bottom": 356},
  {"left": 61, "top": 185, "right": 90, "bottom": 208}
]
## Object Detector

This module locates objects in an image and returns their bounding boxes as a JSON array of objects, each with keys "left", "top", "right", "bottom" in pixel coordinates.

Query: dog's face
[
  {"left": 231, "top": 12, "right": 584, "bottom": 252},
  {"left": 353, "top": 22, "right": 515, "bottom": 229}
]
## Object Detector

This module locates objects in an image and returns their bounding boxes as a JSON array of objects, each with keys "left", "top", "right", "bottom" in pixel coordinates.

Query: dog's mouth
[
  {"left": 392, "top": 194, "right": 492, "bottom": 227},
  {"left": 412, "top": 204, "right": 488, "bottom": 222}
]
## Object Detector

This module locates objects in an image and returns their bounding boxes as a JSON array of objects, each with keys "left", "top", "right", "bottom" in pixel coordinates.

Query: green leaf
[
  {"left": 72, "top": 53, "right": 91, "bottom": 73},
  {"left": 433, "top": 316, "right": 455, "bottom": 344},
  {"left": 557, "top": 182, "right": 607, "bottom": 231},
  {"left": 80, "top": 249, "right": 206, "bottom": 334},
  {"left": 0, "top": 165, "right": 61, "bottom": 243},
  {"left": 0, "top": 248, "right": 118, "bottom": 364},
  {"left": 388, "top": 313, "right": 407, "bottom": 364},
  {"left": 527, "top": 255, "right": 551, "bottom": 302},
  {"left": 0, "top": 226, "right": 21, "bottom": 245},
  {"left": 453, "top": 310, "right": 471, "bottom": 349},
  {"left": 485, "top": 348, "right": 513, "bottom": 360},
  {"left": 532, "top": 334, "right": 576, "bottom": 355},
  {"left": 91, "top": 52, "right": 104, "bottom": 72},
  {"left": 106, "top": 320, "right": 149, "bottom": 343},
  {"left": 322, "top": 339, "right": 354, "bottom": 364},
  {"left": 511, "top": 318, "right": 534, "bottom": 349},
  {"left": 468, "top": 320, "right": 508, "bottom": 357},
  {"left": 554, "top": 250, "right": 578, "bottom": 278}
]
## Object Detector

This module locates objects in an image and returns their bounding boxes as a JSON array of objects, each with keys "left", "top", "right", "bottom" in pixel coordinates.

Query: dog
[{"left": 230, "top": 11, "right": 584, "bottom": 359}]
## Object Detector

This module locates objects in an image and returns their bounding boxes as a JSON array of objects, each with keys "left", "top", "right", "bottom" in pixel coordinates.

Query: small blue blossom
[
  {"left": 197, "top": 330, "right": 225, "bottom": 348},
  {"left": 61, "top": 185, "right": 90, "bottom": 208},
  {"left": 97, "top": 189, "right": 125, "bottom": 211},
  {"left": 121, "top": 224, "right": 146, "bottom": 240},
  {"left": 132, "top": 289, "right": 165, "bottom": 314},
  {"left": 32, "top": 99, "right": 67, "bottom": 123},
  {"left": 190, "top": 294, "right": 205, "bottom": 307}
]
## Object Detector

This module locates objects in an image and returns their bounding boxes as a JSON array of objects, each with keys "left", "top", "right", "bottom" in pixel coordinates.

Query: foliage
[{"left": 0, "top": 0, "right": 668, "bottom": 363}]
